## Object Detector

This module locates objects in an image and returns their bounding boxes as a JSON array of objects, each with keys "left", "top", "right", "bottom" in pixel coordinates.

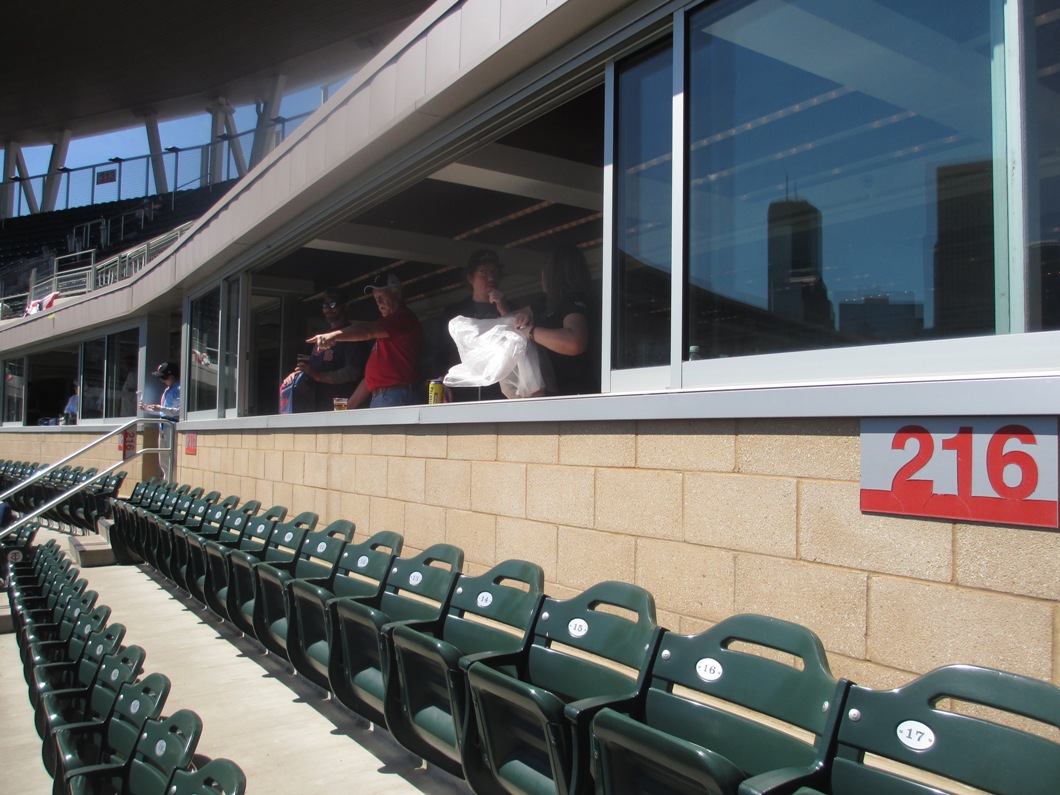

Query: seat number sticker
[
  {"left": 896, "top": 720, "right": 935, "bottom": 750},
  {"left": 409, "top": 571, "right": 423, "bottom": 585},
  {"left": 477, "top": 591, "right": 493, "bottom": 608},
  {"left": 568, "top": 618, "right": 589, "bottom": 637},
  {"left": 316, "top": 542, "right": 327, "bottom": 553},
  {"left": 860, "top": 417, "right": 1058, "bottom": 528},
  {"left": 696, "top": 658, "right": 723, "bottom": 682},
  {"left": 357, "top": 555, "right": 369, "bottom": 568}
]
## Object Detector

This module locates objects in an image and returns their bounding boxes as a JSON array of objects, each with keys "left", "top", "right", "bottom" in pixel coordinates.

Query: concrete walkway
[{"left": 3, "top": 542, "right": 474, "bottom": 795}]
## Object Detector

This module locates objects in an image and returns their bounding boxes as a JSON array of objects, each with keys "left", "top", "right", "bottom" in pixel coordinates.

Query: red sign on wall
[
  {"left": 860, "top": 417, "right": 1058, "bottom": 529},
  {"left": 118, "top": 429, "right": 136, "bottom": 461},
  {"left": 184, "top": 432, "right": 197, "bottom": 456}
]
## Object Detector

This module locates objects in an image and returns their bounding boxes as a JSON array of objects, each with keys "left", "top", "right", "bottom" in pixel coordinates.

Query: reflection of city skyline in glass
[{"left": 767, "top": 197, "right": 833, "bottom": 329}]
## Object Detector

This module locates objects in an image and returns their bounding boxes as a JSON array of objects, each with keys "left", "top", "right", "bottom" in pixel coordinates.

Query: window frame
[{"left": 604, "top": 0, "right": 1038, "bottom": 394}]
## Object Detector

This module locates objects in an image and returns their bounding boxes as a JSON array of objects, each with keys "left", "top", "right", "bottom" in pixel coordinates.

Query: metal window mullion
[
  {"left": 670, "top": 11, "right": 686, "bottom": 388},
  {"left": 218, "top": 279, "right": 231, "bottom": 419},
  {"left": 995, "top": 0, "right": 1030, "bottom": 333},
  {"left": 602, "top": 60, "right": 617, "bottom": 394}
]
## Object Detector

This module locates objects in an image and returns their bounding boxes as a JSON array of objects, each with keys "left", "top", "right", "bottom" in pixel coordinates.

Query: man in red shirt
[{"left": 309, "top": 273, "right": 422, "bottom": 408}]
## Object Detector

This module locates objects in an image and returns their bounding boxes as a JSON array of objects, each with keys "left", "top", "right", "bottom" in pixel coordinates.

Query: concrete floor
[{"left": 3, "top": 540, "right": 474, "bottom": 795}]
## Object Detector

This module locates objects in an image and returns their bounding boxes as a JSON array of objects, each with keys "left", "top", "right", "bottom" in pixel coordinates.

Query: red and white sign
[
  {"left": 119, "top": 429, "right": 136, "bottom": 461},
  {"left": 184, "top": 432, "right": 197, "bottom": 456},
  {"left": 860, "top": 417, "right": 1058, "bottom": 529}
]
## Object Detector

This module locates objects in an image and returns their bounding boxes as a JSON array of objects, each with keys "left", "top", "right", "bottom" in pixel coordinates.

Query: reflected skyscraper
[{"left": 767, "top": 197, "right": 832, "bottom": 328}]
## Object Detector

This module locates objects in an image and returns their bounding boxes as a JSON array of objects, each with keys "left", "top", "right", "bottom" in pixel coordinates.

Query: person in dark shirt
[
  {"left": 432, "top": 249, "right": 509, "bottom": 402},
  {"left": 283, "top": 287, "right": 371, "bottom": 412},
  {"left": 512, "top": 244, "right": 599, "bottom": 396}
]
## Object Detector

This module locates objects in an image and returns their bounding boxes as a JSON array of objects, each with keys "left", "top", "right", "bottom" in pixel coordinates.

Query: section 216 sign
[{"left": 860, "top": 417, "right": 1058, "bottom": 529}]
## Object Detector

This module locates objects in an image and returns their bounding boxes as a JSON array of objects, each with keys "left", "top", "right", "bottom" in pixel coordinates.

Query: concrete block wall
[{"left": 170, "top": 417, "right": 1059, "bottom": 690}]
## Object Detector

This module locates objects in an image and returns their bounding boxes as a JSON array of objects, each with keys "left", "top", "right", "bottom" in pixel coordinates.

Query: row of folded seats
[
  {"left": 0, "top": 459, "right": 127, "bottom": 536},
  {"left": 5, "top": 538, "right": 247, "bottom": 794},
  {"left": 107, "top": 478, "right": 1060, "bottom": 795}
]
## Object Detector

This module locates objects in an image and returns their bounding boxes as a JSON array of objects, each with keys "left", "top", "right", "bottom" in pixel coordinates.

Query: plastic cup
[{"left": 333, "top": 397, "right": 348, "bottom": 411}]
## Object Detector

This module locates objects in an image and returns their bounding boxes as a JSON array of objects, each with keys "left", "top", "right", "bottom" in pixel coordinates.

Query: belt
[{"left": 370, "top": 384, "right": 412, "bottom": 397}]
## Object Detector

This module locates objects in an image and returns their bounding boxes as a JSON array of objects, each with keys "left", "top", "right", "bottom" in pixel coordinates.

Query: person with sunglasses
[{"left": 282, "top": 287, "right": 370, "bottom": 412}]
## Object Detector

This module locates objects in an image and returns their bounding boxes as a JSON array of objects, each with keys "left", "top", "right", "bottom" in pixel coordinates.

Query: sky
[{"left": 18, "top": 84, "right": 327, "bottom": 178}]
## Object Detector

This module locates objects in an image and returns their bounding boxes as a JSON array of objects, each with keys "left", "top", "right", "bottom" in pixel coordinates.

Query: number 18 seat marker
[{"left": 860, "top": 417, "right": 1058, "bottom": 529}]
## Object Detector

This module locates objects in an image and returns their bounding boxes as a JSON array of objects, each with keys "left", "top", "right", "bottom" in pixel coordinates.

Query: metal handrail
[
  {"left": 0, "top": 416, "right": 176, "bottom": 541},
  {"left": 1, "top": 110, "right": 313, "bottom": 218},
  {"left": 1, "top": 222, "right": 195, "bottom": 312}
]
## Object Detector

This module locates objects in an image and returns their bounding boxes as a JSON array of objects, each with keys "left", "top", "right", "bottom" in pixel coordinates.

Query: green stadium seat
[
  {"left": 253, "top": 519, "right": 355, "bottom": 658},
  {"left": 286, "top": 530, "right": 403, "bottom": 691},
  {"left": 464, "top": 580, "right": 660, "bottom": 795},
  {"left": 166, "top": 757, "right": 247, "bottom": 795},
  {"left": 225, "top": 511, "right": 318, "bottom": 637},
  {"left": 201, "top": 504, "right": 286, "bottom": 621},
  {"left": 590, "top": 614, "right": 849, "bottom": 795},
  {"left": 183, "top": 498, "right": 259, "bottom": 605},
  {"left": 170, "top": 494, "right": 237, "bottom": 592},
  {"left": 37, "top": 641, "right": 144, "bottom": 749},
  {"left": 781, "top": 664, "right": 1060, "bottom": 795},
  {"left": 63, "top": 709, "right": 203, "bottom": 795},
  {"left": 26, "top": 606, "right": 116, "bottom": 704},
  {"left": 50, "top": 672, "right": 172, "bottom": 782},
  {"left": 386, "top": 558, "right": 545, "bottom": 783},
  {"left": 328, "top": 543, "right": 464, "bottom": 726}
]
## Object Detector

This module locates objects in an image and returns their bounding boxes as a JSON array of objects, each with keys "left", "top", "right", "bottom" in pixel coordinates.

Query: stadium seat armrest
[
  {"left": 564, "top": 692, "right": 639, "bottom": 725},
  {"left": 459, "top": 648, "right": 521, "bottom": 672},
  {"left": 739, "top": 765, "right": 821, "bottom": 795}
]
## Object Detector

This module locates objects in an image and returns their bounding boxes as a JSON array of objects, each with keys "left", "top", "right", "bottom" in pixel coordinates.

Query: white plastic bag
[{"left": 444, "top": 316, "right": 552, "bottom": 398}]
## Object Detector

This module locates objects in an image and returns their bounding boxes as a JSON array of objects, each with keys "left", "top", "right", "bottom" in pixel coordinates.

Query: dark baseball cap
[{"left": 150, "top": 362, "right": 179, "bottom": 379}]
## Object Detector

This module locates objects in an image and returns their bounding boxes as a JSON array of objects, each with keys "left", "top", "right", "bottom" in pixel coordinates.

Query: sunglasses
[{"left": 321, "top": 301, "right": 339, "bottom": 309}]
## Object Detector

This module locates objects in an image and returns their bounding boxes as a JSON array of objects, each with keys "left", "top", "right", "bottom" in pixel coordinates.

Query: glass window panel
[
  {"left": 3, "top": 359, "right": 25, "bottom": 424},
  {"left": 614, "top": 44, "right": 674, "bottom": 369},
  {"left": 1032, "top": 0, "right": 1060, "bottom": 330},
  {"left": 106, "top": 328, "right": 139, "bottom": 417},
  {"left": 686, "top": 0, "right": 997, "bottom": 359},
  {"left": 80, "top": 339, "right": 105, "bottom": 420},
  {"left": 188, "top": 288, "right": 220, "bottom": 413}
]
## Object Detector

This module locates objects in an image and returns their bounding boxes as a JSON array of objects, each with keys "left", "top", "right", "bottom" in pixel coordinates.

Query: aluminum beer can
[{"left": 428, "top": 379, "right": 443, "bottom": 404}]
